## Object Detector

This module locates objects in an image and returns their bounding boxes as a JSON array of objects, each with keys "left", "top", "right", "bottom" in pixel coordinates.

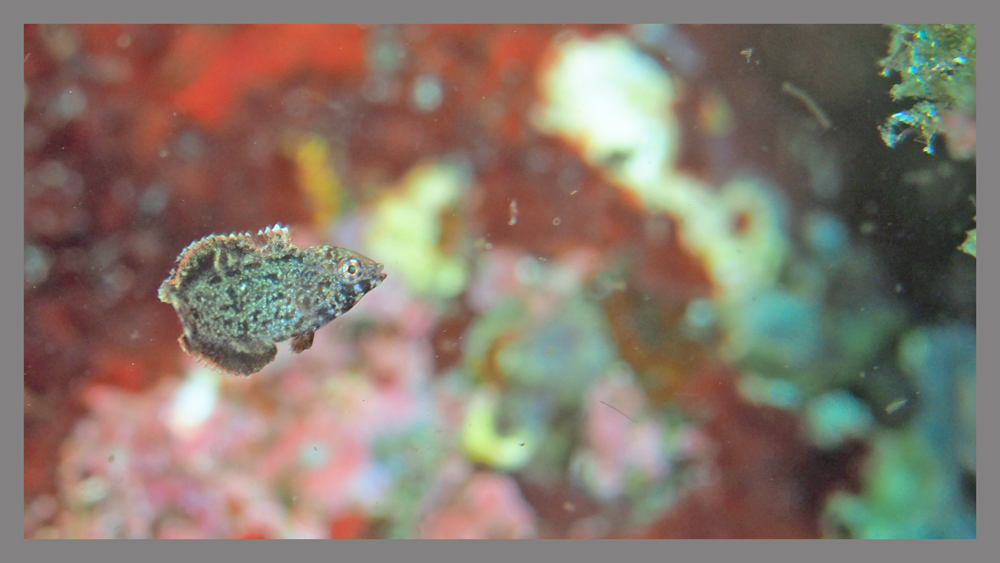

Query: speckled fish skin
[{"left": 158, "top": 224, "right": 386, "bottom": 376}]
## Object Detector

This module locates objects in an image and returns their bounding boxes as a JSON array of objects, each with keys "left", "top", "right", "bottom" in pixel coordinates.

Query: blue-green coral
[
  {"left": 879, "top": 25, "right": 976, "bottom": 154},
  {"left": 824, "top": 430, "right": 956, "bottom": 538}
]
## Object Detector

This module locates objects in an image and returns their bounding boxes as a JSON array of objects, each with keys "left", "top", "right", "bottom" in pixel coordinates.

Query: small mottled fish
[{"left": 158, "top": 224, "right": 386, "bottom": 376}]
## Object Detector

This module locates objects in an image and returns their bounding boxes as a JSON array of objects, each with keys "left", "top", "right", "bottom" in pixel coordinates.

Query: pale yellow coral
[
  {"left": 283, "top": 134, "right": 343, "bottom": 229},
  {"left": 533, "top": 33, "right": 787, "bottom": 302},
  {"left": 461, "top": 389, "right": 539, "bottom": 472},
  {"left": 533, "top": 32, "right": 679, "bottom": 191},
  {"left": 365, "top": 161, "right": 471, "bottom": 299}
]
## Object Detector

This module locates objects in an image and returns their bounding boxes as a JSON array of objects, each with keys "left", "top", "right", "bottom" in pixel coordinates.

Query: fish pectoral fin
[
  {"left": 290, "top": 331, "right": 315, "bottom": 353},
  {"left": 181, "top": 333, "right": 277, "bottom": 376}
]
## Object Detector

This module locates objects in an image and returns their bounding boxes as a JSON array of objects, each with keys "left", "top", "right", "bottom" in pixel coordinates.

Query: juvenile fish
[{"left": 158, "top": 224, "right": 386, "bottom": 376}]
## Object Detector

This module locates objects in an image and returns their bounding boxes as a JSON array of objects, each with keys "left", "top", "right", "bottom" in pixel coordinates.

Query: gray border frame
[{"left": 12, "top": 1, "right": 988, "bottom": 561}]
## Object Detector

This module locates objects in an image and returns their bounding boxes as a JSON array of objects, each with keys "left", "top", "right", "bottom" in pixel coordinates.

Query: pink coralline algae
[{"left": 419, "top": 472, "right": 538, "bottom": 539}]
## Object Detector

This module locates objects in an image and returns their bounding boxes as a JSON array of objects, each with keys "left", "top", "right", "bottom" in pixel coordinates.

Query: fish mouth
[{"left": 372, "top": 262, "right": 387, "bottom": 284}]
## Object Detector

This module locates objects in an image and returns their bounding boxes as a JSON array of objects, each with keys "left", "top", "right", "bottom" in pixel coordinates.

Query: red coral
[
  {"left": 636, "top": 371, "right": 867, "bottom": 538},
  {"left": 328, "top": 511, "right": 368, "bottom": 539},
  {"left": 602, "top": 285, "right": 714, "bottom": 406},
  {"left": 171, "top": 25, "right": 367, "bottom": 127}
]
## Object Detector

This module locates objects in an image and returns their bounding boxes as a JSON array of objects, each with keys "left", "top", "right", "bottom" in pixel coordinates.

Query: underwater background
[{"left": 23, "top": 24, "right": 976, "bottom": 539}]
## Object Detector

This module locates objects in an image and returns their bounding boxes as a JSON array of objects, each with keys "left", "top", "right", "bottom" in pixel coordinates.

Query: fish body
[{"left": 158, "top": 224, "right": 386, "bottom": 375}]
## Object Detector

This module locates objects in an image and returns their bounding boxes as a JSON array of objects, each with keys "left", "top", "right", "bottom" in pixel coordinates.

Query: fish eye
[{"left": 342, "top": 258, "right": 361, "bottom": 279}]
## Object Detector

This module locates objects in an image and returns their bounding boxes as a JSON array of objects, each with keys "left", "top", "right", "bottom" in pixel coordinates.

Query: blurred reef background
[{"left": 24, "top": 24, "right": 975, "bottom": 539}]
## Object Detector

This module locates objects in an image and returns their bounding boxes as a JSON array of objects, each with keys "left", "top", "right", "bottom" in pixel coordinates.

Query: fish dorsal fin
[{"left": 252, "top": 223, "right": 293, "bottom": 252}]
